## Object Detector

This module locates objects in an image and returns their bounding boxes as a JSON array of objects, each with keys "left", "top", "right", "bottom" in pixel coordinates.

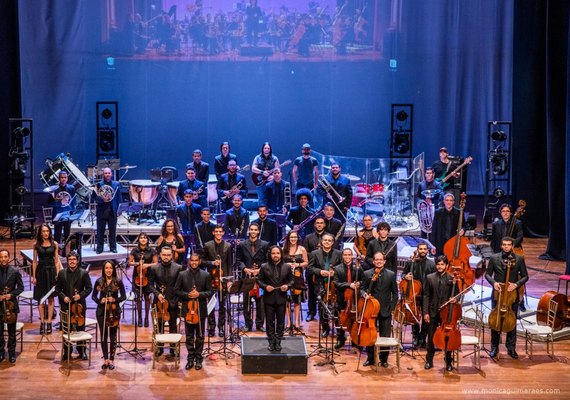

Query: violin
[
  {"left": 134, "top": 257, "right": 148, "bottom": 287},
  {"left": 103, "top": 285, "right": 120, "bottom": 328},
  {"left": 70, "top": 289, "right": 85, "bottom": 327},
  {"left": 323, "top": 268, "right": 337, "bottom": 305},
  {"left": 350, "top": 269, "right": 381, "bottom": 347},
  {"left": 443, "top": 193, "right": 475, "bottom": 291},
  {"left": 157, "top": 285, "right": 170, "bottom": 322},
  {"left": 248, "top": 263, "right": 261, "bottom": 298},
  {"left": 488, "top": 256, "right": 518, "bottom": 333},
  {"left": 2, "top": 287, "right": 16, "bottom": 324},
  {"left": 185, "top": 285, "right": 200, "bottom": 325},
  {"left": 338, "top": 257, "right": 361, "bottom": 331},
  {"left": 211, "top": 256, "right": 221, "bottom": 290},
  {"left": 394, "top": 273, "right": 422, "bottom": 326},
  {"left": 291, "top": 255, "right": 305, "bottom": 296},
  {"left": 432, "top": 272, "right": 462, "bottom": 352}
]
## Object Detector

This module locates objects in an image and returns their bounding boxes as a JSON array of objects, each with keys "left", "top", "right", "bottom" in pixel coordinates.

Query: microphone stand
[
  {"left": 313, "top": 297, "right": 344, "bottom": 373},
  {"left": 117, "top": 259, "right": 146, "bottom": 360}
]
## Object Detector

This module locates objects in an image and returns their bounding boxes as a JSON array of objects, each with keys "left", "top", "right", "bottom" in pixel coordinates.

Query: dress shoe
[
  {"left": 40, "top": 323, "right": 45, "bottom": 335},
  {"left": 101, "top": 363, "right": 108, "bottom": 370},
  {"left": 107, "top": 364, "right": 115, "bottom": 370},
  {"left": 256, "top": 326, "right": 266, "bottom": 332},
  {"left": 195, "top": 361, "right": 203, "bottom": 370},
  {"left": 80, "top": 352, "right": 88, "bottom": 361},
  {"left": 424, "top": 361, "right": 433, "bottom": 370},
  {"left": 0, "top": 355, "right": 5, "bottom": 363},
  {"left": 208, "top": 330, "right": 215, "bottom": 337},
  {"left": 274, "top": 342, "right": 282, "bottom": 352},
  {"left": 519, "top": 302, "right": 526, "bottom": 312},
  {"left": 246, "top": 325, "right": 253, "bottom": 332},
  {"left": 218, "top": 330, "right": 225, "bottom": 338},
  {"left": 267, "top": 343, "right": 275, "bottom": 351},
  {"left": 305, "top": 314, "right": 314, "bottom": 322},
  {"left": 144, "top": 319, "right": 149, "bottom": 328},
  {"left": 381, "top": 362, "right": 389, "bottom": 368},
  {"left": 508, "top": 349, "right": 519, "bottom": 359},
  {"left": 170, "top": 349, "right": 176, "bottom": 357},
  {"left": 489, "top": 348, "right": 498, "bottom": 359},
  {"left": 321, "top": 330, "right": 330, "bottom": 338},
  {"left": 363, "top": 360, "right": 374, "bottom": 367},
  {"left": 334, "top": 339, "right": 346, "bottom": 350},
  {"left": 185, "top": 360, "right": 194, "bottom": 370},
  {"left": 9, "top": 356, "right": 16, "bottom": 364},
  {"left": 412, "top": 337, "right": 419, "bottom": 348},
  {"left": 47, "top": 323, "right": 52, "bottom": 334},
  {"left": 137, "top": 320, "right": 143, "bottom": 327},
  {"left": 445, "top": 364, "right": 453, "bottom": 372}
]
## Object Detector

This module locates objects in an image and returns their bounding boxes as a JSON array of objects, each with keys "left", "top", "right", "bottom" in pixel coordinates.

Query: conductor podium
[{"left": 241, "top": 336, "right": 308, "bottom": 375}]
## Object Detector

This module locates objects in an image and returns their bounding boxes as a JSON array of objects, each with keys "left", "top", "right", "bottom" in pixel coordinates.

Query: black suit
[
  {"left": 237, "top": 239, "right": 269, "bottom": 329},
  {"left": 309, "top": 248, "right": 342, "bottom": 332},
  {"left": 0, "top": 265, "right": 24, "bottom": 358},
  {"left": 225, "top": 207, "right": 250, "bottom": 239},
  {"left": 324, "top": 217, "right": 344, "bottom": 249},
  {"left": 174, "top": 267, "right": 213, "bottom": 362},
  {"left": 303, "top": 231, "right": 325, "bottom": 316},
  {"left": 361, "top": 268, "right": 397, "bottom": 364},
  {"left": 216, "top": 172, "right": 247, "bottom": 211},
  {"left": 332, "top": 261, "right": 362, "bottom": 341},
  {"left": 365, "top": 238, "right": 398, "bottom": 273},
  {"left": 257, "top": 261, "right": 293, "bottom": 346},
  {"left": 286, "top": 206, "right": 315, "bottom": 237},
  {"left": 264, "top": 179, "right": 289, "bottom": 213},
  {"left": 191, "top": 161, "right": 210, "bottom": 183},
  {"left": 485, "top": 252, "right": 529, "bottom": 351},
  {"left": 202, "top": 239, "right": 233, "bottom": 333},
  {"left": 177, "top": 179, "right": 208, "bottom": 208},
  {"left": 491, "top": 218, "right": 523, "bottom": 253},
  {"left": 148, "top": 261, "right": 183, "bottom": 336},
  {"left": 176, "top": 202, "right": 202, "bottom": 234},
  {"left": 431, "top": 207, "right": 460, "bottom": 256},
  {"left": 195, "top": 221, "right": 215, "bottom": 249},
  {"left": 252, "top": 217, "right": 278, "bottom": 246}
]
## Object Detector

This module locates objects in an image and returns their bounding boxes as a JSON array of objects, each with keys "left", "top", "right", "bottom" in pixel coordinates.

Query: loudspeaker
[
  {"left": 239, "top": 46, "right": 274, "bottom": 57},
  {"left": 241, "top": 337, "right": 308, "bottom": 374}
]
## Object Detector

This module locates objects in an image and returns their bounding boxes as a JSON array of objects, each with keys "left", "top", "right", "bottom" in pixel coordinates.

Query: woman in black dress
[
  {"left": 282, "top": 230, "right": 308, "bottom": 330},
  {"left": 92, "top": 260, "right": 126, "bottom": 370},
  {"left": 32, "top": 223, "right": 62, "bottom": 334},
  {"left": 156, "top": 218, "right": 186, "bottom": 264},
  {"left": 129, "top": 232, "right": 157, "bottom": 327}
]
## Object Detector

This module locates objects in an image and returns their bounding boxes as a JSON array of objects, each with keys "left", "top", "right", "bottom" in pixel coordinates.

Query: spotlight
[
  {"left": 493, "top": 187, "right": 505, "bottom": 198},
  {"left": 394, "top": 132, "right": 410, "bottom": 154},
  {"left": 14, "top": 127, "right": 31, "bottom": 137},
  {"left": 15, "top": 185, "right": 28, "bottom": 196},
  {"left": 98, "top": 129, "right": 115, "bottom": 152},
  {"left": 491, "top": 130, "right": 507, "bottom": 141},
  {"left": 396, "top": 111, "right": 408, "bottom": 122},
  {"left": 101, "top": 108, "right": 113, "bottom": 120},
  {"left": 490, "top": 150, "right": 508, "bottom": 175}
]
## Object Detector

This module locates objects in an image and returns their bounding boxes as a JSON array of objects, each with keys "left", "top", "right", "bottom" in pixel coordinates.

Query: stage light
[
  {"left": 489, "top": 150, "right": 508, "bottom": 175},
  {"left": 493, "top": 187, "right": 505, "bottom": 198},
  {"left": 15, "top": 185, "right": 28, "bottom": 196},
  {"left": 101, "top": 108, "right": 113, "bottom": 120},
  {"left": 14, "top": 127, "right": 30, "bottom": 137},
  {"left": 491, "top": 130, "right": 507, "bottom": 141},
  {"left": 394, "top": 132, "right": 410, "bottom": 154},
  {"left": 396, "top": 111, "right": 408, "bottom": 122},
  {"left": 98, "top": 129, "right": 115, "bottom": 152}
]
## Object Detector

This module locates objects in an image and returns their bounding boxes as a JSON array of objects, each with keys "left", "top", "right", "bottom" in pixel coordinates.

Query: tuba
[{"left": 417, "top": 200, "right": 434, "bottom": 234}]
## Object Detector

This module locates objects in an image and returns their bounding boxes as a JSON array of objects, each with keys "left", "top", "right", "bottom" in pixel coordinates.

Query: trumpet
[
  {"left": 318, "top": 176, "right": 345, "bottom": 204},
  {"left": 222, "top": 181, "right": 243, "bottom": 200}
]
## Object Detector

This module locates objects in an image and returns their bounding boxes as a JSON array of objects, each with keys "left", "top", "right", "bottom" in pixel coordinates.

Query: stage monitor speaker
[
  {"left": 241, "top": 337, "right": 307, "bottom": 374},
  {"left": 239, "top": 46, "right": 274, "bottom": 57}
]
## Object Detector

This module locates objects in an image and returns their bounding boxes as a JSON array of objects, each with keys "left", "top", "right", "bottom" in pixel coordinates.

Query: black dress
[{"left": 33, "top": 244, "right": 57, "bottom": 301}]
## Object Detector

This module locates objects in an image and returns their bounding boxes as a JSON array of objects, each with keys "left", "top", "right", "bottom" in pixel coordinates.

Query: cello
[
  {"left": 432, "top": 273, "right": 462, "bottom": 352},
  {"left": 338, "top": 257, "right": 361, "bottom": 331},
  {"left": 394, "top": 252, "right": 422, "bottom": 326},
  {"left": 487, "top": 255, "right": 517, "bottom": 333},
  {"left": 443, "top": 192, "right": 475, "bottom": 291},
  {"left": 350, "top": 269, "right": 381, "bottom": 347}
]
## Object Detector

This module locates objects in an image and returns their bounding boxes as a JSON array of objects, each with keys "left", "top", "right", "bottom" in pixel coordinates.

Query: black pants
[
  {"left": 306, "top": 270, "right": 317, "bottom": 316},
  {"left": 98, "top": 322, "right": 118, "bottom": 360},
  {"left": 96, "top": 206, "right": 117, "bottom": 251},
  {"left": 207, "top": 291, "right": 226, "bottom": 333},
  {"left": 264, "top": 302, "right": 286, "bottom": 345},
  {"left": 243, "top": 292, "right": 265, "bottom": 329},
  {"left": 366, "top": 314, "right": 392, "bottom": 363},
  {"left": 184, "top": 318, "right": 206, "bottom": 361},
  {"left": 426, "top": 314, "right": 453, "bottom": 365},
  {"left": 53, "top": 220, "right": 71, "bottom": 248},
  {"left": 490, "top": 295, "right": 519, "bottom": 351},
  {"left": 0, "top": 319, "right": 17, "bottom": 357},
  {"left": 158, "top": 304, "right": 180, "bottom": 348}
]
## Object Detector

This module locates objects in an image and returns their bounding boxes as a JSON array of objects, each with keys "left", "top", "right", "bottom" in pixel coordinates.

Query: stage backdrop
[{"left": 18, "top": 0, "right": 513, "bottom": 196}]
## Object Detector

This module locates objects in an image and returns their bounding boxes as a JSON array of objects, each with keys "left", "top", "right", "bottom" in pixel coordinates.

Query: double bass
[
  {"left": 432, "top": 273, "right": 462, "bottom": 352},
  {"left": 443, "top": 192, "right": 475, "bottom": 291},
  {"left": 350, "top": 269, "right": 380, "bottom": 347},
  {"left": 394, "top": 252, "right": 422, "bottom": 326},
  {"left": 487, "top": 255, "right": 517, "bottom": 333}
]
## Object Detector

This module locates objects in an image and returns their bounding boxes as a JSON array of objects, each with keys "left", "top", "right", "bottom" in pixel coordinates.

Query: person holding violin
[
  {"left": 257, "top": 246, "right": 294, "bottom": 352},
  {"left": 237, "top": 222, "right": 269, "bottom": 332},
  {"left": 91, "top": 260, "right": 126, "bottom": 370},
  {"left": 202, "top": 225, "right": 233, "bottom": 337},
  {"left": 148, "top": 246, "right": 183, "bottom": 357},
  {"left": 174, "top": 253, "right": 212, "bottom": 371},
  {"left": 353, "top": 214, "right": 378, "bottom": 260},
  {"left": 308, "top": 233, "right": 342, "bottom": 337},
  {"left": 431, "top": 193, "right": 463, "bottom": 256},
  {"left": 401, "top": 242, "right": 435, "bottom": 348},
  {"left": 129, "top": 232, "right": 157, "bottom": 327},
  {"left": 303, "top": 216, "right": 327, "bottom": 322},
  {"left": 365, "top": 222, "right": 398, "bottom": 273},
  {"left": 282, "top": 230, "right": 309, "bottom": 330},
  {"left": 225, "top": 194, "right": 250, "bottom": 239},
  {"left": 423, "top": 255, "right": 457, "bottom": 371},
  {"left": 361, "top": 251, "right": 398, "bottom": 368},
  {"left": 156, "top": 219, "right": 186, "bottom": 265},
  {"left": 332, "top": 248, "right": 361, "bottom": 349},
  {"left": 55, "top": 251, "right": 93, "bottom": 360},
  {"left": 485, "top": 237, "right": 529, "bottom": 359},
  {"left": 0, "top": 249, "right": 24, "bottom": 364}
]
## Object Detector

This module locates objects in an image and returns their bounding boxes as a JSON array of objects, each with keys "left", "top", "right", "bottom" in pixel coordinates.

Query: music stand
[
  {"left": 37, "top": 286, "right": 57, "bottom": 350},
  {"left": 313, "top": 296, "right": 345, "bottom": 373},
  {"left": 117, "top": 260, "right": 146, "bottom": 360},
  {"left": 209, "top": 278, "right": 241, "bottom": 363}
]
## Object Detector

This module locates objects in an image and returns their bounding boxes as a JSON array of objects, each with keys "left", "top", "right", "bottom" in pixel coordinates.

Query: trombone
[{"left": 317, "top": 176, "right": 347, "bottom": 221}]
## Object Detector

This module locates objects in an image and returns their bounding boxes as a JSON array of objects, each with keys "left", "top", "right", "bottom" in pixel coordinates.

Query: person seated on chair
[
  {"left": 175, "top": 253, "right": 212, "bottom": 371},
  {"left": 55, "top": 250, "right": 93, "bottom": 360},
  {"left": 0, "top": 249, "right": 24, "bottom": 364},
  {"left": 177, "top": 166, "right": 207, "bottom": 209}
]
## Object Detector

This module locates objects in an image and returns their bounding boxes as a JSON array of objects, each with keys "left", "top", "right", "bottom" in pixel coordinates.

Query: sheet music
[{"left": 207, "top": 293, "right": 217, "bottom": 315}]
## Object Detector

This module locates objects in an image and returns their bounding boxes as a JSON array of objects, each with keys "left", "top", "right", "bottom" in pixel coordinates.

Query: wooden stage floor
[{"left": 1, "top": 234, "right": 569, "bottom": 399}]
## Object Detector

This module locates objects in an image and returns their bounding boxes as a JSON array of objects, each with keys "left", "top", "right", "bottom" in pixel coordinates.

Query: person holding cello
[
  {"left": 0, "top": 249, "right": 24, "bottom": 364},
  {"left": 485, "top": 237, "right": 529, "bottom": 359},
  {"left": 92, "top": 260, "right": 126, "bottom": 370},
  {"left": 401, "top": 242, "right": 435, "bottom": 348},
  {"left": 174, "top": 253, "right": 212, "bottom": 371},
  {"left": 332, "top": 248, "right": 361, "bottom": 349},
  {"left": 423, "top": 255, "right": 457, "bottom": 371},
  {"left": 129, "top": 232, "right": 157, "bottom": 327},
  {"left": 55, "top": 251, "right": 93, "bottom": 360},
  {"left": 361, "top": 251, "right": 397, "bottom": 368},
  {"left": 148, "top": 246, "right": 183, "bottom": 357},
  {"left": 431, "top": 193, "right": 462, "bottom": 256}
]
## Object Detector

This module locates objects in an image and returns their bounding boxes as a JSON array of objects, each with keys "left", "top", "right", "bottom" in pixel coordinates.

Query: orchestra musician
[
  {"left": 92, "top": 167, "right": 121, "bottom": 254},
  {"left": 332, "top": 248, "right": 361, "bottom": 349},
  {"left": 214, "top": 142, "right": 238, "bottom": 182},
  {"left": 156, "top": 219, "right": 186, "bottom": 265},
  {"left": 225, "top": 194, "right": 250, "bottom": 239},
  {"left": 303, "top": 216, "right": 327, "bottom": 322},
  {"left": 174, "top": 253, "right": 212, "bottom": 371},
  {"left": 485, "top": 237, "right": 529, "bottom": 360},
  {"left": 55, "top": 251, "right": 93, "bottom": 360},
  {"left": 176, "top": 189, "right": 202, "bottom": 234},
  {"left": 322, "top": 202, "right": 344, "bottom": 249},
  {"left": 252, "top": 205, "right": 278, "bottom": 245},
  {"left": 46, "top": 170, "right": 76, "bottom": 249},
  {"left": 362, "top": 252, "right": 398, "bottom": 368},
  {"left": 317, "top": 162, "right": 352, "bottom": 221},
  {"left": 353, "top": 214, "right": 378, "bottom": 259},
  {"left": 264, "top": 169, "right": 290, "bottom": 214},
  {"left": 195, "top": 208, "right": 216, "bottom": 250},
  {"left": 252, "top": 142, "right": 280, "bottom": 207},
  {"left": 217, "top": 159, "right": 248, "bottom": 212},
  {"left": 129, "top": 232, "right": 157, "bottom": 327},
  {"left": 423, "top": 255, "right": 457, "bottom": 371},
  {"left": 91, "top": 260, "right": 126, "bottom": 370},
  {"left": 237, "top": 223, "right": 269, "bottom": 332},
  {"left": 308, "top": 233, "right": 342, "bottom": 337},
  {"left": 286, "top": 188, "right": 315, "bottom": 238},
  {"left": 365, "top": 222, "right": 398, "bottom": 273},
  {"left": 202, "top": 225, "right": 233, "bottom": 337},
  {"left": 282, "top": 230, "right": 309, "bottom": 330},
  {"left": 415, "top": 167, "right": 443, "bottom": 207},
  {"left": 0, "top": 249, "right": 24, "bottom": 364},
  {"left": 32, "top": 223, "right": 62, "bottom": 335},
  {"left": 402, "top": 242, "right": 435, "bottom": 348},
  {"left": 292, "top": 143, "right": 319, "bottom": 199},
  {"left": 431, "top": 193, "right": 462, "bottom": 256},
  {"left": 257, "top": 246, "right": 294, "bottom": 352},
  {"left": 148, "top": 246, "right": 183, "bottom": 356},
  {"left": 245, "top": 0, "right": 262, "bottom": 47},
  {"left": 189, "top": 149, "right": 210, "bottom": 183},
  {"left": 177, "top": 166, "right": 207, "bottom": 209}
]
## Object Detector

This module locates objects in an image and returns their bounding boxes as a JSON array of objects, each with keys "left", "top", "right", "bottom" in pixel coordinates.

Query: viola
[
  {"left": 2, "top": 287, "right": 16, "bottom": 324},
  {"left": 101, "top": 283, "right": 120, "bottom": 328},
  {"left": 432, "top": 273, "right": 462, "bottom": 352},
  {"left": 488, "top": 256, "right": 518, "bottom": 333},
  {"left": 157, "top": 286, "right": 170, "bottom": 322},
  {"left": 350, "top": 269, "right": 381, "bottom": 347},
  {"left": 247, "top": 263, "right": 261, "bottom": 298},
  {"left": 134, "top": 257, "right": 148, "bottom": 287},
  {"left": 185, "top": 285, "right": 200, "bottom": 325},
  {"left": 323, "top": 272, "right": 337, "bottom": 306},
  {"left": 70, "top": 289, "right": 85, "bottom": 327}
]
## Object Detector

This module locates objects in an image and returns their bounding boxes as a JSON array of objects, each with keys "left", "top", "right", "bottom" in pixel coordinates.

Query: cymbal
[
  {"left": 322, "top": 165, "right": 331, "bottom": 169},
  {"left": 119, "top": 165, "right": 137, "bottom": 170},
  {"left": 43, "top": 185, "right": 59, "bottom": 193},
  {"left": 344, "top": 174, "right": 360, "bottom": 182}
]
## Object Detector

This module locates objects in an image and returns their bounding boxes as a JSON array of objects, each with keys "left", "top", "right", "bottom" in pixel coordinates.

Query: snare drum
[
  {"left": 129, "top": 180, "right": 160, "bottom": 205},
  {"left": 167, "top": 181, "right": 180, "bottom": 205},
  {"left": 40, "top": 154, "right": 93, "bottom": 203}
]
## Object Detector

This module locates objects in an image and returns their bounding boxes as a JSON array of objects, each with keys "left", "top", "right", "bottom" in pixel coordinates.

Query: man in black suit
[
  {"left": 431, "top": 193, "right": 462, "bottom": 256},
  {"left": 237, "top": 223, "right": 269, "bottom": 332},
  {"left": 303, "top": 216, "right": 327, "bottom": 322},
  {"left": 485, "top": 237, "right": 529, "bottom": 360},
  {"left": 225, "top": 194, "right": 250, "bottom": 239},
  {"left": 401, "top": 242, "right": 435, "bottom": 348},
  {"left": 423, "top": 255, "right": 457, "bottom": 371},
  {"left": 174, "top": 253, "right": 212, "bottom": 371},
  {"left": 308, "top": 233, "right": 342, "bottom": 336},
  {"left": 176, "top": 189, "right": 202, "bottom": 234},
  {"left": 362, "top": 251, "right": 398, "bottom": 368},
  {"left": 189, "top": 149, "right": 210, "bottom": 183},
  {"left": 365, "top": 222, "right": 398, "bottom": 273},
  {"left": 148, "top": 246, "right": 183, "bottom": 356},
  {"left": 264, "top": 168, "right": 290, "bottom": 214},
  {"left": 0, "top": 249, "right": 24, "bottom": 363},
  {"left": 257, "top": 246, "right": 293, "bottom": 352},
  {"left": 285, "top": 188, "right": 315, "bottom": 238},
  {"left": 55, "top": 251, "right": 93, "bottom": 360},
  {"left": 202, "top": 225, "right": 233, "bottom": 337},
  {"left": 195, "top": 208, "right": 215, "bottom": 250},
  {"left": 252, "top": 205, "right": 278, "bottom": 245},
  {"left": 217, "top": 159, "right": 248, "bottom": 212},
  {"left": 322, "top": 202, "right": 344, "bottom": 248},
  {"left": 214, "top": 142, "right": 238, "bottom": 181},
  {"left": 177, "top": 166, "right": 208, "bottom": 209},
  {"left": 332, "top": 248, "right": 361, "bottom": 349}
]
